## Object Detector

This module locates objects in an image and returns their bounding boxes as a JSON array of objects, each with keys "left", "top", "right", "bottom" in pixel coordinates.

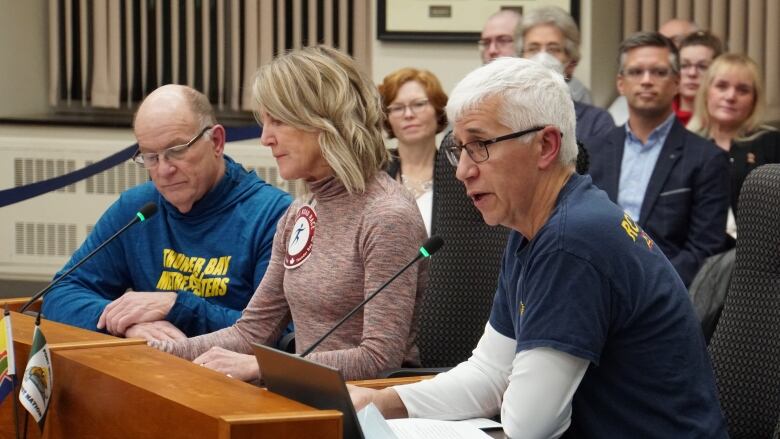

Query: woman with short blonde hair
[
  {"left": 153, "top": 46, "right": 428, "bottom": 382},
  {"left": 253, "top": 46, "right": 388, "bottom": 194}
]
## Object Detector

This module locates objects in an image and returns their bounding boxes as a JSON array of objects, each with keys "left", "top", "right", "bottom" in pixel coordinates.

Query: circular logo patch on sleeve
[{"left": 285, "top": 205, "right": 317, "bottom": 268}]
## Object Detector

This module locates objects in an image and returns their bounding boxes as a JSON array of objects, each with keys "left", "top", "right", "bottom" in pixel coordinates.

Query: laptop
[{"left": 253, "top": 343, "right": 364, "bottom": 439}]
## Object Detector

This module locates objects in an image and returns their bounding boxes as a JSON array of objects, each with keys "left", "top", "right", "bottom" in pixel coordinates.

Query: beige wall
[
  {"left": 0, "top": 1, "right": 624, "bottom": 119},
  {"left": 370, "top": 0, "right": 622, "bottom": 107},
  {"left": 0, "top": 0, "right": 48, "bottom": 117},
  {"left": 578, "top": 0, "right": 624, "bottom": 108}
]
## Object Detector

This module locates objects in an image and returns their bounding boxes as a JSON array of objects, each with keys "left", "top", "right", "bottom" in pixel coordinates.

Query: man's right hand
[
  {"left": 347, "top": 385, "right": 408, "bottom": 419},
  {"left": 125, "top": 320, "right": 187, "bottom": 341}
]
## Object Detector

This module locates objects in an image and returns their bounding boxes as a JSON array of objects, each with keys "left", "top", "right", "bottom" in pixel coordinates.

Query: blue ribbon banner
[{"left": 0, "top": 125, "right": 262, "bottom": 209}]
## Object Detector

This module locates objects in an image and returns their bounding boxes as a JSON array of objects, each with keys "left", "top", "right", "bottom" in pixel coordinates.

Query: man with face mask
[
  {"left": 516, "top": 6, "right": 594, "bottom": 104},
  {"left": 517, "top": 7, "right": 615, "bottom": 149}
]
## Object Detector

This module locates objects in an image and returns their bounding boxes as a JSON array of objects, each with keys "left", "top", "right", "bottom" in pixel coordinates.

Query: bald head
[
  {"left": 480, "top": 9, "right": 522, "bottom": 64},
  {"left": 658, "top": 19, "right": 698, "bottom": 47},
  {"left": 133, "top": 84, "right": 225, "bottom": 214},
  {"left": 134, "top": 84, "right": 216, "bottom": 131}
]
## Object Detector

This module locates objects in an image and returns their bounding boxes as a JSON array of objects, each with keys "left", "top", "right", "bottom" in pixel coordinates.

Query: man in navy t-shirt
[{"left": 350, "top": 57, "right": 726, "bottom": 437}]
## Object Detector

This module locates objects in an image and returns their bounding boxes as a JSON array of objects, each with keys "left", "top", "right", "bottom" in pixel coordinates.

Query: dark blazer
[
  {"left": 729, "top": 129, "right": 780, "bottom": 214},
  {"left": 589, "top": 119, "right": 730, "bottom": 286}
]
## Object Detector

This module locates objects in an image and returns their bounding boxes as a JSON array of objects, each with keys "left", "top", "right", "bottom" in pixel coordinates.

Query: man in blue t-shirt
[
  {"left": 350, "top": 57, "right": 726, "bottom": 437},
  {"left": 42, "top": 85, "right": 291, "bottom": 339}
]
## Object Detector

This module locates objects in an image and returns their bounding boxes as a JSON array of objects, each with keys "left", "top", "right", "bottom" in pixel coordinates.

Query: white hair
[
  {"left": 446, "top": 56, "right": 578, "bottom": 166},
  {"left": 517, "top": 6, "right": 581, "bottom": 62}
]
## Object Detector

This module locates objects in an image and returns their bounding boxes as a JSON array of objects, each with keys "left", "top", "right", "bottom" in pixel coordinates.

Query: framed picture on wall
[{"left": 377, "top": 0, "right": 579, "bottom": 42}]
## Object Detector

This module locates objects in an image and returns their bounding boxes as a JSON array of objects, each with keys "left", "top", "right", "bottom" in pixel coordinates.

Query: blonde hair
[
  {"left": 689, "top": 53, "right": 766, "bottom": 141},
  {"left": 252, "top": 46, "right": 388, "bottom": 194}
]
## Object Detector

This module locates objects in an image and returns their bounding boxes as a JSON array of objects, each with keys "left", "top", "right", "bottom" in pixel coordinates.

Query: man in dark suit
[{"left": 589, "top": 32, "right": 729, "bottom": 286}]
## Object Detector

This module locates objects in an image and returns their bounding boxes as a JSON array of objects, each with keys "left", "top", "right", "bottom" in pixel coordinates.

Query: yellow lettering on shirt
[
  {"left": 621, "top": 213, "right": 639, "bottom": 241},
  {"left": 156, "top": 249, "right": 233, "bottom": 297}
]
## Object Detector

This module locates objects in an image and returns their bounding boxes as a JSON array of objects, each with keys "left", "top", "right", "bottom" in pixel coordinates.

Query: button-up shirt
[{"left": 618, "top": 113, "right": 676, "bottom": 221}]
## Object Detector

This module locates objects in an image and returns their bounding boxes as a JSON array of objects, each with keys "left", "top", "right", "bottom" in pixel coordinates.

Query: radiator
[{"left": 0, "top": 124, "right": 298, "bottom": 282}]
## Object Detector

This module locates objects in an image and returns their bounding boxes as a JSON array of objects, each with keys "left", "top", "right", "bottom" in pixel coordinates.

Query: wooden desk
[
  {"left": 0, "top": 297, "right": 40, "bottom": 314},
  {"left": 1, "top": 312, "right": 146, "bottom": 439},
  {"left": 43, "top": 345, "right": 341, "bottom": 438},
  {"left": 0, "top": 314, "right": 341, "bottom": 438}
]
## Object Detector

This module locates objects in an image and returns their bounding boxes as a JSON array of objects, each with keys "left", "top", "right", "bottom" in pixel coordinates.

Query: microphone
[
  {"left": 300, "top": 235, "right": 444, "bottom": 358},
  {"left": 19, "top": 202, "right": 158, "bottom": 314}
]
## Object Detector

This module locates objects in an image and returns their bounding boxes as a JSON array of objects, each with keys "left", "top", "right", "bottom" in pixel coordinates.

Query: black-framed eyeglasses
[
  {"left": 443, "top": 126, "right": 547, "bottom": 166},
  {"left": 133, "top": 125, "right": 213, "bottom": 169}
]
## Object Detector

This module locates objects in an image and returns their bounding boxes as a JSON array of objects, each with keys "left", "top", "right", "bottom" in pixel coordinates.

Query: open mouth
[{"left": 470, "top": 192, "right": 488, "bottom": 203}]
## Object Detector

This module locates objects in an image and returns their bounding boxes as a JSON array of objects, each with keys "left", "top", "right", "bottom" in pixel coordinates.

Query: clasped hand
[{"left": 97, "top": 290, "right": 177, "bottom": 336}]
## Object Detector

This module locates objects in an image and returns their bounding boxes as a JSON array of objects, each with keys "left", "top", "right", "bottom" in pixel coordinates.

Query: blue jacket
[
  {"left": 42, "top": 156, "right": 292, "bottom": 336},
  {"left": 588, "top": 120, "right": 730, "bottom": 286}
]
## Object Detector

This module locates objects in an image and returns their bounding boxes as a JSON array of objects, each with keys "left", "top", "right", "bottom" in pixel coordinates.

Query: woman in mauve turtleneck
[{"left": 151, "top": 46, "right": 428, "bottom": 381}]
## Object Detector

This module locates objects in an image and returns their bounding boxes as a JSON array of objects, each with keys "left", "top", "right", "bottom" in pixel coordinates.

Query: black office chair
[
  {"left": 708, "top": 164, "right": 780, "bottom": 438},
  {"left": 382, "top": 141, "right": 509, "bottom": 377}
]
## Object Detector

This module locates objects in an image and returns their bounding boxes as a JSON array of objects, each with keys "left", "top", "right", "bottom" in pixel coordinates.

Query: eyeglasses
[
  {"left": 523, "top": 44, "right": 565, "bottom": 57},
  {"left": 386, "top": 99, "right": 430, "bottom": 118},
  {"left": 621, "top": 67, "right": 674, "bottom": 80},
  {"left": 680, "top": 62, "right": 710, "bottom": 73},
  {"left": 478, "top": 35, "right": 514, "bottom": 50},
  {"left": 132, "top": 126, "right": 213, "bottom": 169},
  {"left": 443, "top": 126, "right": 547, "bottom": 166}
]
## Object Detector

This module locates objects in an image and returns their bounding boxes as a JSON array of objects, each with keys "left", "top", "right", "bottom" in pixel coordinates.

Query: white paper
[
  {"left": 458, "top": 417, "right": 503, "bottom": 430},
  {"left": 387, "top": 418, "right": 493, "bottom": 439},
  {"left": 357, "top": 403, "right": 398, "bottom": 439}
]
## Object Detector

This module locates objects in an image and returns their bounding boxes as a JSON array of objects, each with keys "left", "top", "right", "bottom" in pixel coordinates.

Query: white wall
[{"left": 0, "top": 0, "right": 48, "bottom": 117}]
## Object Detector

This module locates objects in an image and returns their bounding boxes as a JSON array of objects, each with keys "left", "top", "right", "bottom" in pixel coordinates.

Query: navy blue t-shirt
[{"left": 489, "top": 173, "right": 726, "bottom": 437}]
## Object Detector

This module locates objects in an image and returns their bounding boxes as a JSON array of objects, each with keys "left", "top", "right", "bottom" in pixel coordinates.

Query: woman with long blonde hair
[{"left": 688, "top": 53, "right": 780, "bottom": 230}]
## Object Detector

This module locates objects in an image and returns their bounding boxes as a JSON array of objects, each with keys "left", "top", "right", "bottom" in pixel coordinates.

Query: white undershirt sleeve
[
  {"left": 501, "top": 347, "right": 589, "bottom": 438},
  {"left": 393, "top": 323, "right": 590, "bottom": 439},
  {"left": 394, "top": 323, "right": 515, "bottom": 419}
]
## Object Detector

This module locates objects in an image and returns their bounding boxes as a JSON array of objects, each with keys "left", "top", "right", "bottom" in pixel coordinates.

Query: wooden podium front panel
[
  {"left": 42, "top": 345, "right": 341, "bottom": 438},
  {"left": 1, "top": 313, "right": 145, "bottom": 439}
]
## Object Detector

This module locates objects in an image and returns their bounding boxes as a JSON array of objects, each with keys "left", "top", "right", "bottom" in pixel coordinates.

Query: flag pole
[
  {"left": 11, "top": 375, "right": 21, "bottom": 439},
  {"left": 22, "top": 411, "right": 29, "bottom": 439},
  {"left": 3, "top": 306, "right": 21, "bottom": 439}
]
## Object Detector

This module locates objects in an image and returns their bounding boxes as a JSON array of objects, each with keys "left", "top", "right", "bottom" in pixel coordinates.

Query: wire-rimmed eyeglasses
[
  {"left": 443, "top": 126, "right": 546, "bottom": 166},
  {"left": 386, "top": 99, "right": 430, "bottom": 118},
  {"left": 133, "top": 125, "right": 213, "bottom": 169}
]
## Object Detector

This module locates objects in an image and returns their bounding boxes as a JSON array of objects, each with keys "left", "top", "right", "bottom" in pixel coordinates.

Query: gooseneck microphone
[
  {"left": 19, "top": 202, "right": 158, "bottom": 314},
  {"left": 300, "top": 235, "right": 444, "bottom": 358}
]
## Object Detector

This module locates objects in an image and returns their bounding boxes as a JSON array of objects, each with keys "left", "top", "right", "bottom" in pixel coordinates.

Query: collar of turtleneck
[{"left": 306, "top": 174, "right": 349, "bottom": 202}]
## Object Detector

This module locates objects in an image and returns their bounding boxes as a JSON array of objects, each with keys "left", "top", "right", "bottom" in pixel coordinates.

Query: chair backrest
[
  {"left": 708, "top": 164, "right": 780, "bottom": 438},
  {"left": 415, "top": 147, "right": 510, "bottom": 368}
]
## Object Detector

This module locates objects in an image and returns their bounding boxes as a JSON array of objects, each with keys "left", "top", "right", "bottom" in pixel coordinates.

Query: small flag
[
  {"left": 0, "top": 311, "right": 16, "bottom": 403},
  {"left": 19, "top": 324, "right": 52, "bottom": 429}
]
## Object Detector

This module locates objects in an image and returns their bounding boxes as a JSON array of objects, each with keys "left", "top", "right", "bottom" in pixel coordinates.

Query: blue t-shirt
[
  {"left": 42, "top": 156, "right": 292, "bottom": 336},
  {"left": 489, "top": 173, "right": 726, "bottom": 437}
]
